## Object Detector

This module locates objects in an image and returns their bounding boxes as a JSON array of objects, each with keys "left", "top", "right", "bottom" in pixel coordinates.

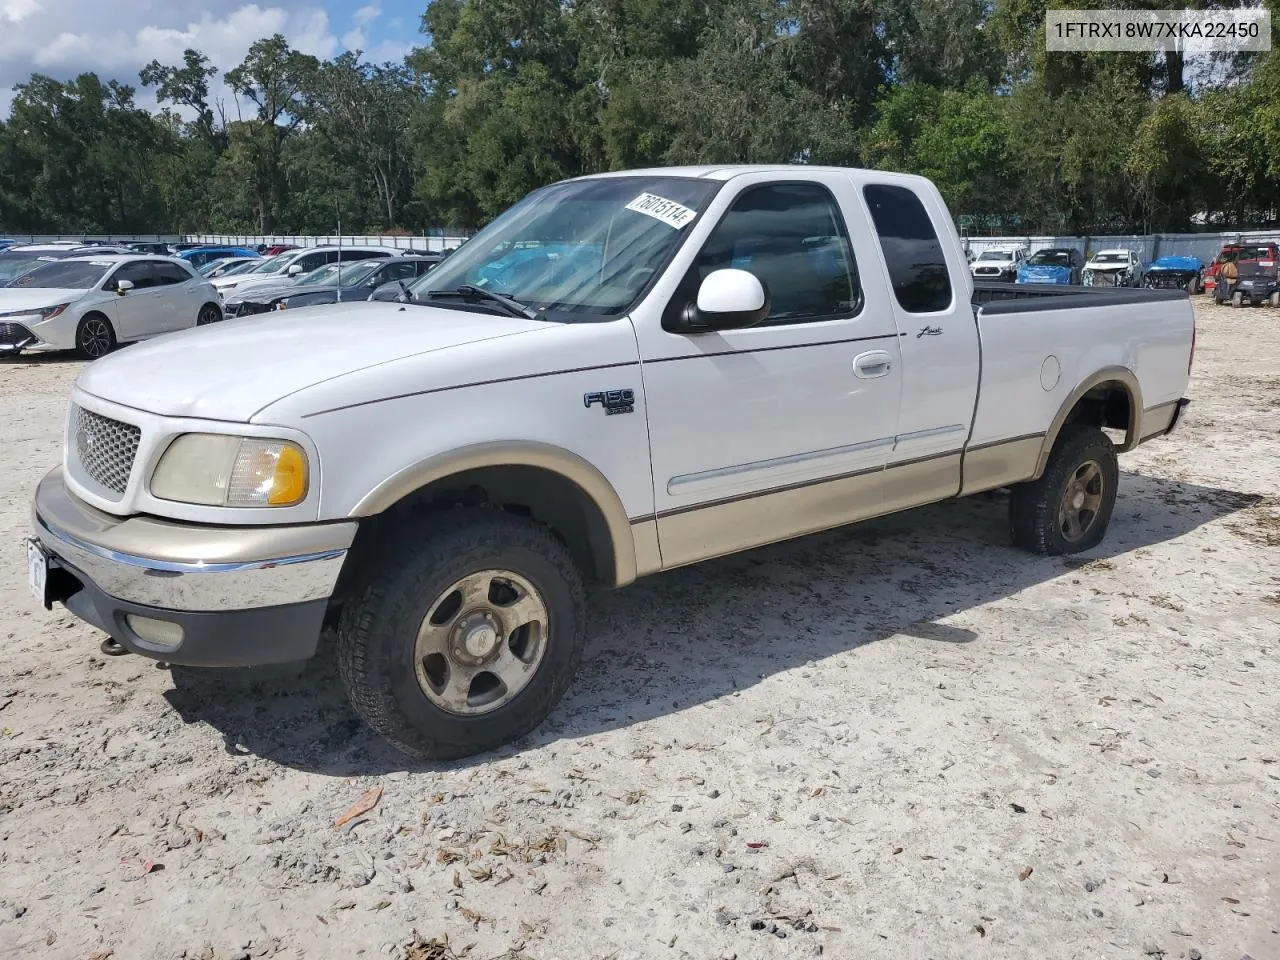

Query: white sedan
[{"left": 0, "top": 256, "right": 222, "bottom": 359}]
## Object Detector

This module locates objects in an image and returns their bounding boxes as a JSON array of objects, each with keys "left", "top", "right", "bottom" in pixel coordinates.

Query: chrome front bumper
[{"left": 31, "top": 467, "right": 358, "bottom": 665}]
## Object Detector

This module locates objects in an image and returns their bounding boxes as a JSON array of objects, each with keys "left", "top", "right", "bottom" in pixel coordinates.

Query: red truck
[{"left": 1205, "top": 241, "right": 1280, "bottom": 294}]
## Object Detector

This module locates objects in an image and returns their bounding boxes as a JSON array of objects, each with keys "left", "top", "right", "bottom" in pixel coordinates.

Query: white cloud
[
  {"left": 0, "top": 1, "right": 347, "bottom": 118},
  {"left": 340, "top": 3, "right": 382, "bottom": 56}
]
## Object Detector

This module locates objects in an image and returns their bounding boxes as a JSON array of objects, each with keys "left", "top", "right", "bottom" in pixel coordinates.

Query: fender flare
[
  {"left": 1036, "top": 366, "right": 1143, "bottom": 477},
  {"left": 348, "top": 440, "right": 640, "bottom": 586}
]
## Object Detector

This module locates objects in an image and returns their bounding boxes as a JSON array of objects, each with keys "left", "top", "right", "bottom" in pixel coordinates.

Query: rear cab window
[{"left": 863, "top": 183, "right": 953, "bottom": 313}]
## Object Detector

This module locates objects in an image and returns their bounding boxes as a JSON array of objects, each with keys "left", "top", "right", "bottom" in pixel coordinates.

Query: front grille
[
  {"left": 0, "top": 322, "right": 35, "bottom": 346},
  {"left": 70, "top": 405, "right": 140, "bottom": 498},
  {"left": 974, "top": 267, "right": 1001, "bottom": 276}
]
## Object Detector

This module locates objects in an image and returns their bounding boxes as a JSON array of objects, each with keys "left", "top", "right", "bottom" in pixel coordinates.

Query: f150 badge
[{"left": 584, "top": 389, "right": 635, "bottom": 415}]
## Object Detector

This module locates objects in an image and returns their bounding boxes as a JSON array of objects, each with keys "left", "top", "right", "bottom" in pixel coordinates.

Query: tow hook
[{"left": 100, "top": 638, "right": 130, "bottom": 657}]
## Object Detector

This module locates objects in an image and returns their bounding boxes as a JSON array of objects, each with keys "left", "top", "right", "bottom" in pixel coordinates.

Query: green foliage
[{"left": 2, "top": 1, "right": 1280, "bottom": 235}]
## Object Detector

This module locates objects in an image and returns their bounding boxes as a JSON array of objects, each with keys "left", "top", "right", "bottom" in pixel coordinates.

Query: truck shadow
[{"left": 162, "top": 470, "right": 1261, "bottom": 775}]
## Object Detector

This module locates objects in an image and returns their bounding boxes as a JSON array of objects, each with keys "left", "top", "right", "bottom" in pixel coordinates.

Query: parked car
[
  {"left": 222, "top": 260, "right": 400, "bottom": 317},
  {"left": 970, "top": 247, "right": 1026, "bottom": 281},
  {"left": 25, "top": 165, "right": 1195, "bottom": 759},
  {"left": 178, "top": 246, "right": 261, "bottom": 271},
  {"left": 166, "top": 242, "right": 206, "bottom": 254},
  {"left": 0, "top": 239, "right": 18, "bottom": 250},
  {"left": 124, "top": 242, "right": 175, "bottom": 256},
  {"left": 1083, "top": 249, "right": 1147, "bottom": 287},
  {"left": 1143, "top": 256, "right": 1204, "bottom": 292},
  {"left": 258, "top": 243, "right": 300, "bottom": 256},
  {"left": 0, "top": 255, "right": 221, "bottom": 358},
  {"left": 0, "top": 245, "right": 134, "bottom": 287},
  {"left": 1204, "top": 241, "right": 1279, "bottom": 295},
  {"left": 275, "top": 256, "right": 443, "bottom": 311},
  {"left": 1017, "top": 247, "right": 1084, "bottom": 284},
  {"left": 211, "top": 246, "right": 401, "bottom": 298},
  {"left": 1221, "top": 260, "right": 1279, "bottom": 307},
  {"left": 197, "top": 256, "right": 260, "bottom": 278}
]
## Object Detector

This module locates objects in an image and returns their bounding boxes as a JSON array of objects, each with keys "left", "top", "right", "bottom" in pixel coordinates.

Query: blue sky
[{"left": 0, "top": 1, "right": 432, "bottom": 116}]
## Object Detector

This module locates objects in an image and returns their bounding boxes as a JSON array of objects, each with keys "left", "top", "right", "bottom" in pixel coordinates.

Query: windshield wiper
[{"left": 423, "top": 285, "right": 546, "bottom": 322}]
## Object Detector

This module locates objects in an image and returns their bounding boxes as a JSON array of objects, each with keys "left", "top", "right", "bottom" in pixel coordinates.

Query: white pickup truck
[{"left": 28, "top": 166, "right": 1195, "bottom": 759}]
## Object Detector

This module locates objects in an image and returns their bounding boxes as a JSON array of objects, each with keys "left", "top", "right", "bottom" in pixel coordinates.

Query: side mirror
[
  {"left": 672, "top": 269, "right": 770, "bottom": 332},
  {"left": 287, "top": 264, "right": 303, "bottom": 276},
  {"left": 116, "top": 279, "right": 134, "bottom": 295}
]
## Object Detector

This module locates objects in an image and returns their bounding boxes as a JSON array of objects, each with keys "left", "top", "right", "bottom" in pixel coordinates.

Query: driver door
[{"left": 633, "top": 173, "right": 902, "bottom": 568}]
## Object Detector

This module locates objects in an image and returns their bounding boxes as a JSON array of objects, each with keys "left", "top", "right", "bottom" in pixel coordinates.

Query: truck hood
[
  {"left": 1084, "top": 261, "right": 1128, "bottom": 271},
  {"left": 74, "top": 302, "right": 551, "bottom": 422},
  {"left": 0, "top": 287, "right": 86, "bottom": 311}
]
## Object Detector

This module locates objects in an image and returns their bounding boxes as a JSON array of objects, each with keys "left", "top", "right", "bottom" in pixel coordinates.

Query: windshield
[
  {"left": 10, "top": 259, "right": 111, "bottom": 289},
  {"left": 408, "top": 176, "right": 721, "bottom": 319},
  {"left": 249, "top": 253, "right": 292, "bottom": 275},
  {"left": 0, "top": 255, "right": 58, "bottom": 283},
  {"left": 297, "top": 264, "right": 340, "bottom": 286},
  {"left": 1093, "top": 253, "right": 1127, "bottom": 263},
  {"left": 220, "top": 259, "right": 261, "bottom": 276},
  {"left": 1028, "top": 250, "right": 1072, "bottom": 266},
  {"left": 977, "top": 251, "right": 1012, "bottom": 261},
  {"left": 338, "top": 261, "right": 382, "bottom": 287},
  {"left": 197, "top": 258, "right": 234, "bottom": 276}
]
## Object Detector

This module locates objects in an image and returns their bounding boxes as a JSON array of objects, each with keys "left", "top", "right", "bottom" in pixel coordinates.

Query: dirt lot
[{"left": 0, "top": 300, "right": 1276, "bottom": 960}]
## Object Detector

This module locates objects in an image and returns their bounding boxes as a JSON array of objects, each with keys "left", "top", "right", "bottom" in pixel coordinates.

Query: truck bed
[{"left": 973, "top": 282, "right": 1189, "bottom": 312}]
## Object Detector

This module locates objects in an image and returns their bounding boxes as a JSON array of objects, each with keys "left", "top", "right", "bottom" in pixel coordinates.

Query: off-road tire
[
  {"left": 75, "top": 313, "right": 117, "bottom": 360},
  {"left": 336, "top": 509, "right": 587, "bottom": 760},
  {"left": 1270, "top": 291, "right": 1279, "bottom": 308},
  {"left": 1008, "top": 424, "right": 1119, "bottom": 555},
  {"left": 1232, "top": 291, "right": 1244, "bottom": 308}
]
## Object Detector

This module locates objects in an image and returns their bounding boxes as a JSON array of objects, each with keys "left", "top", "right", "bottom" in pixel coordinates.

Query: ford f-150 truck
[{"left": 27, "top": 166, "right": 1195, "bottom": 759}]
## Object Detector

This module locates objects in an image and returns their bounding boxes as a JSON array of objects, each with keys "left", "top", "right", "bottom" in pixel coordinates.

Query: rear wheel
[
  {"left": 336, "top": 509, "right": 587, "bottom": 759},
  {"left": 1270, "top": 292, "right": 1279, "bottom": 308},
  {"left": 75, "top": 313, "right": 117, "bottom": 360},
  {"left": 196, "top": 302, "right": 222, "bottom": 326},
  {"left": 1232, "top": 291, "right": 1243, "bottom": 308},
  {"left": 1009, "top": 425, "right": 1119, "bottom": 555}
]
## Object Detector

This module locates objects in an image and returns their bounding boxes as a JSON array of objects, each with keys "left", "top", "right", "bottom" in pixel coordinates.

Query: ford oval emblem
[{"left": 75, "top": 426, "right": 94, "bottom": 459}]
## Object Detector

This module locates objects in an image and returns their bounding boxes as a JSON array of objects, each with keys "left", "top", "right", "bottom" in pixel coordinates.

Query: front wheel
[
  {"left": 75, "top": 313, "right": 117, "bottom": 360},
  {"left": 196, "top": 302, "right": 222, "bottom": 326},
  {"left": 336, "top": 509, "right": 587, "bottom": 759},
  {"left": 1009, "top": 425, "right": 1119, "bottom": 555}
]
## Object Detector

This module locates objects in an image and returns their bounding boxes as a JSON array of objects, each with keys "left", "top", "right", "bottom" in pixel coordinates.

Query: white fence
[
  {"left": 963, "top": 228, "right": 1280, "bottom": 263},
  {"left": 185, "top": 234, "right": 473, "bottom": 253}
]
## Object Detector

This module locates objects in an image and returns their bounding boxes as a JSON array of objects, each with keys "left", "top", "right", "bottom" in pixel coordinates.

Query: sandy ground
[{"left": 0, "top": 300, "right": 1276, "bottom": 960}]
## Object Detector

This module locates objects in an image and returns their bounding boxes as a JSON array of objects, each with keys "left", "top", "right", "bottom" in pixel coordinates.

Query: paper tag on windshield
[{"left": 625, "top": 193, "right": 697, "bottom": 229}]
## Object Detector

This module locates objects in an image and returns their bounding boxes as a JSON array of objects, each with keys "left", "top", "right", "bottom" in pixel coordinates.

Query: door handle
[{"left": 853, "top": 350, "right": 893, "bottom": 379}]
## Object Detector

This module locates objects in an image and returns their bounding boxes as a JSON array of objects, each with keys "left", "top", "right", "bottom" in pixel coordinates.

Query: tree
[
  {"left": 303, "top": 53, "right": 418, "bottom": 228},
  {"left": 225, "top": 35, "right": 319, "bottom": 231}
]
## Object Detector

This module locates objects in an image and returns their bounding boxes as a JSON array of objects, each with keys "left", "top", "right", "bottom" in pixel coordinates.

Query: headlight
[
  {"left": 0, "top": 302, "right": 71, "bottom": 320},
  {"left": 151, "top": 434, "right": 308, "bottom": 507}
]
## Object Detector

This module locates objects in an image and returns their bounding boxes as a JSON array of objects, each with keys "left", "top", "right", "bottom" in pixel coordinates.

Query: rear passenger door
[
  {"left": 104, "top": 261, "right": 167, "bottom": 341},
  {"left": 149, "top": 260, "right": 200, "bottom": 331},
  {"left": 858, "top": 181, "right": 979, "bottom": 508}
]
